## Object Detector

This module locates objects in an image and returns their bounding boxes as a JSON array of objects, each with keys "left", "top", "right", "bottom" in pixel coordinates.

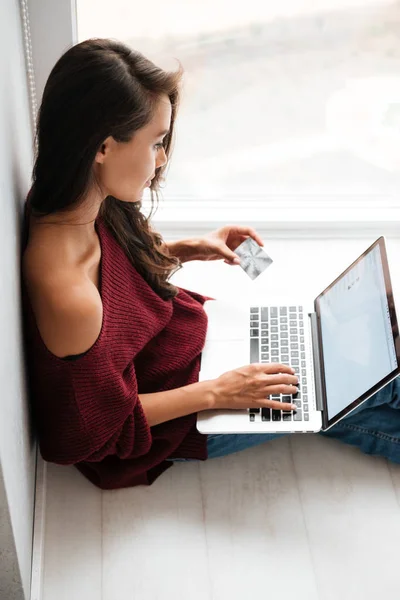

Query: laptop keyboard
[{"left": 249, "top": 306, "right": 309, "bottom": 422}]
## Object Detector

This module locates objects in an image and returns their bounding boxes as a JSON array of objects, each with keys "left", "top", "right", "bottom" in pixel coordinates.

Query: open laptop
[{"left": 197, "top": 237, "right": 400, "bottom": 434}]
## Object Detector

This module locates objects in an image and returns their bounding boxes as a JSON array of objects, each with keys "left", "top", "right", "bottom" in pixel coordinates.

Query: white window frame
[{"left": 27, "top": 0, "right": 400, "bottom": 237}]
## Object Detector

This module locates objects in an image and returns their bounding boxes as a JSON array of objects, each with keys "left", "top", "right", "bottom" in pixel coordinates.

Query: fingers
[
  {"left": 263, "top": 398, "right": 296, "bottom": 411},
  {"left": 254, "top": 362, "right": 295, "bottom": 375},
  {"left": 259, "top": 373, "right": 298, "bottom": 387},
  {"left": 262, "top": 383, "right": 298, "bottom": 398}
]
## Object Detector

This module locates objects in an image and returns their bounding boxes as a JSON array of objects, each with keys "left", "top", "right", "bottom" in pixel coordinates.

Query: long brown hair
[{"left": 27, "top": 38, "right": 183, "bottom": 300}]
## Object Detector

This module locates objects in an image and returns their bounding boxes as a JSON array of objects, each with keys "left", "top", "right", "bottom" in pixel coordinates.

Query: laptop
[{"left": 197, "top": 237, "right": 400, "bottom": 434}]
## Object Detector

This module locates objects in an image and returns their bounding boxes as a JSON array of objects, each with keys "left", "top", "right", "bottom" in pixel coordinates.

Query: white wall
[{"left": 0, "top": 0, "right": 37, "bottom": 598}]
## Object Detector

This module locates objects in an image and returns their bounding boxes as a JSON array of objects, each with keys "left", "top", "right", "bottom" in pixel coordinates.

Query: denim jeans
[{"left": 169, "top": 376, "right": 400, "bottom": 463}]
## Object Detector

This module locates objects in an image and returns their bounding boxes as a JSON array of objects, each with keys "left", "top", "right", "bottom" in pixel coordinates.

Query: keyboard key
[
  {"left": 300, "top": 329, "right": 304, "bottom": 335},
  {"left": 250, "top": 413, "right": 255, "bottom": 421},
  {"left": 282, "top": 395, "right": 292, "bottom": 402},
  {"left": 271, "top": 357, "right": 279, "bottom": 362},
  {"left": 261, "top": 345, "right": 269, "bottom": 352},
  {"left": 290, "top": 336, "right": 297, "bottom": 342},
  {"left": 280, "top": 307, "right": 287, "bottom": 315},
  {"left": 294, "top": 400, "right": 302, "bottom": 408},
  {"left": 291, "top": 359, "right": 299, "bottom": 365},
  {"left": 290, "top": 328, "right": 297, "bottom": 335},
  {"left": 261, "top": 353, "right": 269, "bottom": 360},
  {"left": 300, "top": 337, "right": 304, "bottom": 343},
  {"left": 301, "top": 353, "right": 306, "bottom": 359},
  {"left": 281, "top": 325, "right": 288, "bottom": 331},
  {"left": 281, "top": 332, "right": 288, "bottom": 339},
  {"left": 303, "top": 386, "right": 308, "bottom": 393},
  {"left": 289, "top": 320, "right": 297, "bottom": 326},
  {"left": 271, "top": 326, "right": 278, "bottom": 333},
  {"left": 281, "top": 355, "right": 289, "bottom": 362},
  {"left": 250, "top": 329, "right": 259, "bottom": 337},
  {"left": 302, "top": 369, "right": 307, "bottom": 376},
  {"left": 301, "top": 360, "right": 306, "bottom": 367},
  {"left": 261, "top": 323, "right": 268, "bottom": 330},
  {"left": 271, "top": 334, "right": 278, "bottom": 341},
  {"left": 271, "top": 342, "right": 279, "bottom": 348},
  {"left": 302, "top": 377, "right": 307, "bottom": 385},
  {"left": 261, "top": 307, "right": 269, "bottom": 321},
  {"left": 271, "top": 319, "right": 278, "bottom": 326},
  {"left": 304, "top": 404, "right": 309, "bottom": 412},
  {"left": 304, "top": 414, "right": 309, "bottom": 421},
  {"left": 293, "top": 411, "right": 303, "bottom": 421},
  {"left": 291, "top": 343, "right": 299, "bottom": 350},
  {"left": 291, "top": 351, "right": 299, "bottom": 358},
  {"left": 282, "top": 413, "right": 292, "bottom": 421},
  {"left": 271, "top": 349, "right": 279, "bottom": 356},
  {"left": 281, "top": 317, "right": 288, "bottom": 324},
  {"left": 271, "top": 307, "right": 278, "bottom": 317},
  {"left": 261, "top": 408, "right": 271, "bottom": 421},
  {"left": 299, "top": 321, "right": 304, "bottom": 327},
  {"left": 272, "top": 409, "right": 281, "bottom": 421},
  {"left": 251, "top": 307, "right": 258, "bottom": 314},
  {"left": 250, "top": 338, "right": 259, "bottom": 363},
  {"left": 289, "top": 306, "right": 296, "bottom": 312},
  {"left": 271, "top": 395, "right": 280, "bottom": 399},
  {"left": 303, "top": 394, "right": 308, "bottom": 401},
  {"left": 281, "top": 340, "right": 289, "bottom": 347},
  {"left": 300, "top": 345, "right": 305, "bottom": 352}
]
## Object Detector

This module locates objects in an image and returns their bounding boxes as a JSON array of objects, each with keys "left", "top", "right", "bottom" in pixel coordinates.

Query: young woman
[{"left": 21, "top": 38, "right": 400, "bottom": 490}]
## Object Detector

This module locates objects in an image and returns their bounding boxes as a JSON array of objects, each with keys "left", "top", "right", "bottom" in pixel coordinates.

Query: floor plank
[
  {"left": 290, "top": 434, "right": 400, "bottom": 600},
  {"left": 42, "top": 462, "right": 102, "bottom": 600}
]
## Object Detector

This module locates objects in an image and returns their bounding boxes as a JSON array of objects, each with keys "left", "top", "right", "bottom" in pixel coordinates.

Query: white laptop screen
[{"left": 316, "top": 238, "right": 399, "bottom": 428}]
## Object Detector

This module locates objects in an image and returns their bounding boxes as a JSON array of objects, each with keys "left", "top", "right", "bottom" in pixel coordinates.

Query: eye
[{"left": 154, "top": 142, "right": 164, "bottom": 150}]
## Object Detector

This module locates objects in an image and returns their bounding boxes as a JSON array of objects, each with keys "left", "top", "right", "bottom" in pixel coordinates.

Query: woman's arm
[
  {"left": 139, "top": 379, "right": 215, "bottom": 427},
  {"left": 163, "top": 239, "right": 202, "bottom": 263}
]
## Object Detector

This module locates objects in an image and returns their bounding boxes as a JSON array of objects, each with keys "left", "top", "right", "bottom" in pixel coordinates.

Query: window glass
[{"left": 77, "top": 0, "right": 400, "bottom": 201}]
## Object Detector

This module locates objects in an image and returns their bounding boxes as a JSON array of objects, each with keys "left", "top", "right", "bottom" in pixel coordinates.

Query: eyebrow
[{"left": 156, "top": 129, "right": 170, "bottom": 137}]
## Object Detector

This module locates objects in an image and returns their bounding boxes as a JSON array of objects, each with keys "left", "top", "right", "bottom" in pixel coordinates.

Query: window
[
  {"left": 77, "top": 0, "right": 400, "bottom": 207},
  {"left": 27, "top": 0, "right": 400, "bottom": 227}
]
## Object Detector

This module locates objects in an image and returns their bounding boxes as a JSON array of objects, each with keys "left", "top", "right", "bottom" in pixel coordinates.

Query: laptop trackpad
[{"left": 199, "top": 339, "right": 249, "bottom": 381}]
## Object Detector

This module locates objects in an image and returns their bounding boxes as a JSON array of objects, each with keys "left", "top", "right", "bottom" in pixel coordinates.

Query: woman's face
[{"left": 95, "top": 94, "right": 171, "bottom": 202}]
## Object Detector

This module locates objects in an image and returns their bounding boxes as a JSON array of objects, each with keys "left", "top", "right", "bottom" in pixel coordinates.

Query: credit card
[{"left": 234, "top": 237, "right": 273, "bottom": 280}]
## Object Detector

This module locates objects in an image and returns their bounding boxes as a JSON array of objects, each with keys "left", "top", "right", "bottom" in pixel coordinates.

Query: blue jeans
[{"left": 170, "top": 377, "right": 400, "bottom": 463}]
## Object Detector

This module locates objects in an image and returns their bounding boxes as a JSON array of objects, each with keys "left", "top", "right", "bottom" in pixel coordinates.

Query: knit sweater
[{"left": 21, "top": 212, "right": 210, "bottom": 489}]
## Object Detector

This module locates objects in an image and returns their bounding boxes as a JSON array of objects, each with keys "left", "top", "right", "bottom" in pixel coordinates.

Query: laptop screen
[{"left": 315, "top": 238, "right": 400, "bottom": 430}]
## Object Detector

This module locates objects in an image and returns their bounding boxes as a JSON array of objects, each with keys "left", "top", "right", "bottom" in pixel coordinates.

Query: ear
[{"left": 94, "top": 136, "right": 113, "bottom": 165}]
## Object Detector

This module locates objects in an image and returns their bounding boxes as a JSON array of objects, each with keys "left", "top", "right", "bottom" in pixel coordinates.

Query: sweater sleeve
[{"left": 43, "top": 359, "right": 152, "bottom": 465}]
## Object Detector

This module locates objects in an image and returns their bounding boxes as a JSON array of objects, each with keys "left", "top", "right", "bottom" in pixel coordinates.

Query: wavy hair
[{"left": 27, "top": 38, "right": 183, "bottom": 299}]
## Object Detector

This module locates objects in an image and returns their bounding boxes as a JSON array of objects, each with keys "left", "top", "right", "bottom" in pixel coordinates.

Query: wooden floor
[{"left": 38, "top": 235, "right": 400, "bottom": 600}]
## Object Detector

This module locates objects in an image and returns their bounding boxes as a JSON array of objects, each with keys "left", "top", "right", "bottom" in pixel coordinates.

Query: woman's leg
[
  {"left": 319, "top": 376, "right": 400, "bottom": 463},
  {"left": 206, "top": 377, "right": 400, "bottom": 462},
  {"left": 169, "top": 377, "right": 400, "bottom": 462}
]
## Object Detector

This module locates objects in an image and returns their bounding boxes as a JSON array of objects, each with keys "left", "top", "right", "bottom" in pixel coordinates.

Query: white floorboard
[{"left": 39, "top": 236, "right": 400, "bottom": 599}]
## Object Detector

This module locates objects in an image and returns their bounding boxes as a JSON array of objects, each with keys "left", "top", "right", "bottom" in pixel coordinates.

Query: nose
[{"left": 156, "top": 147, "right": 168, "bottom": 169}]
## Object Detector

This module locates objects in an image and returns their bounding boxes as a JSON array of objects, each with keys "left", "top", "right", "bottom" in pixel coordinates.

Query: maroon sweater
[{"left": 22, "top": 212, "right": 210, "bottom": 489}]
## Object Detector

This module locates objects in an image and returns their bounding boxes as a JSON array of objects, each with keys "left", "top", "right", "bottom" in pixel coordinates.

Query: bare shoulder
[{"left": 22, "top": 250, "right": 103, "bottom": 359}]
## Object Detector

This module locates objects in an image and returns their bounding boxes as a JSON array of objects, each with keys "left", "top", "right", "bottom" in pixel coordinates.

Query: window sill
[{"left": 146, "top": 195, "right": 400, "bottom": 238}]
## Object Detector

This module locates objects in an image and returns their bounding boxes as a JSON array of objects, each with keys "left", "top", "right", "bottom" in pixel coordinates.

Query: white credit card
[{"left": 234, "top": 237, "right": 273, "bottom": 280}]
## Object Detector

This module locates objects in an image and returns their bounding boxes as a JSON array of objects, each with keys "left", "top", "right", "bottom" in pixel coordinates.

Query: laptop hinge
[{"left": 309, "top": 312, "right": 324, "bottom": 412}]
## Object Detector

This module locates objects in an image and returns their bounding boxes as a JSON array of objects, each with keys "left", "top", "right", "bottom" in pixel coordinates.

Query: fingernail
[
  {"left": 233, "top": 258, "right": 241, "bottom": 265},
  {"left": 291, "top": 404, "right": 297, "bottom": 410}
]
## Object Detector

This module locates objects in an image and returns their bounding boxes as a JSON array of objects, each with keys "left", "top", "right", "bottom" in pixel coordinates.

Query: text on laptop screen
[{"left": 318, "top": 245, "right": 397, "bottom": 420}]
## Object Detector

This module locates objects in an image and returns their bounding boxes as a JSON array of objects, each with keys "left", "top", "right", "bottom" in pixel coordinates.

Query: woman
[{"left": 21, "top": 38, "right": 400, "bottom": 490}]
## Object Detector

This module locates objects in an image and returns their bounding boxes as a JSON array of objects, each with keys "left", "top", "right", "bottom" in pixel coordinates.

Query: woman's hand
[
  {"left": 165, "top": 225, "right": 264, "bottom": 264},
  {"left": 210, "top": 363, "right": 298, "bottom": 411}
]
